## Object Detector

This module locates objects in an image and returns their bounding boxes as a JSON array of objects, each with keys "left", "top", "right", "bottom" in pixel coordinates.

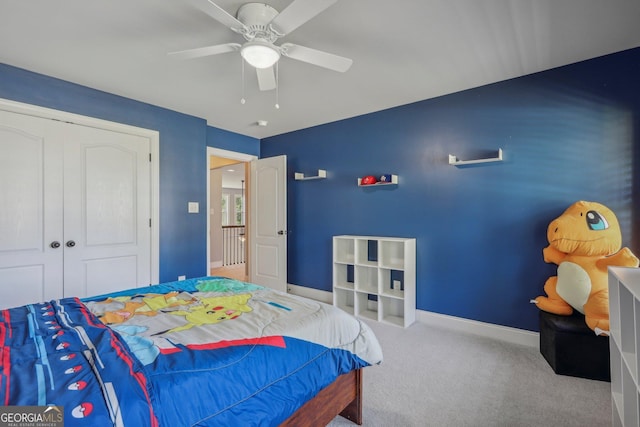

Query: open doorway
[
  {"left": 207, "top": 148, "right": 257, "bottom": 282},
  {"left": 210, "top": 160, "right": 246, "bottom": 280}
]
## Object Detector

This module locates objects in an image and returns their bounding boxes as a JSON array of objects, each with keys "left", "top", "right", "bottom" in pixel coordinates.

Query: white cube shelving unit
[
  {"left": 609, "top": 267, "right": 640, "bottom": 427},
  {"left": 333, "top": 235, "right": 416, "bottom": 327}
]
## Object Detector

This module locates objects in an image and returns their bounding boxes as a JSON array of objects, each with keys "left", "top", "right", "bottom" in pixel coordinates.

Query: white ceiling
[
  {"left": 220, "top": 163, "right": 246, "bottom": 189},
  {"left": 1, "top": 0, "right": 639, "bottom": 139}
]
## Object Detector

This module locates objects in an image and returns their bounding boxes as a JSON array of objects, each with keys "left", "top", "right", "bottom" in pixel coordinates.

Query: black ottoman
[{"left": 539, "top": 311, "right": 610, "bottom": 382}]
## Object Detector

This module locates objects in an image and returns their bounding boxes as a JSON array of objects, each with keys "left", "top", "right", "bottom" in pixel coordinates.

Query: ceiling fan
[{"left": 170, "top": 0, "right": 353, "bottom": 91}]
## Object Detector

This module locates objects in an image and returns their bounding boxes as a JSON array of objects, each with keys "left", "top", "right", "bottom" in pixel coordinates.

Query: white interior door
[
  {"left": 0, "top": 111, "right": 64, "bottom": 308},
  {"left": 250, "top": 155, "right": 287, "bottom": 292},
  {"left": 62, "top": 124, "right": 151, "bottom": 297}
]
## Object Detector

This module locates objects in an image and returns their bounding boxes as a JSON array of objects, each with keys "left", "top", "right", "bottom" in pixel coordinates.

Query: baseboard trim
[
  {"left": 287, "top": 283, "right": 333, "bottom": 304},
  {"left": 416, "top": 310, "right": 539, "bottom": 348},
  {"left": 287, "top": 284, "right": 539, "bottom": 349}
]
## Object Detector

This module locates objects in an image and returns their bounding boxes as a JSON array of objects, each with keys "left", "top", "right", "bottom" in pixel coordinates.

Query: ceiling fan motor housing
[
  {"left": 237, "top": 3, "right": 279, "bottom": 42},
  {"left": 169, "top": 0, "right": 353, "bottom": 84}
]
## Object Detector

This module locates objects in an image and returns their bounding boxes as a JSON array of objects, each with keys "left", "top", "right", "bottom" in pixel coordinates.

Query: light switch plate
[{"left": 188, "top": 202, "right": 199, "bottom": 213}]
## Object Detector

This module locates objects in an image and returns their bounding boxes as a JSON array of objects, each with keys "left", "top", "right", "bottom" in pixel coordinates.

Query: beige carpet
[{"left": 329, "top": 319, "right": 610, "bottom": 427}]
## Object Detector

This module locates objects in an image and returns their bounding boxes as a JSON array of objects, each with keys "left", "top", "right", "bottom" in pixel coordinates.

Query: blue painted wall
[
  {"left": 261, "top": 48, "right": 640, "bottom": 332},
  {"left": 0, "top": 63, "right": 259, "bottom": 282},
  {"left": 207, "top": 126, "right": 260, "bottom": 157}
]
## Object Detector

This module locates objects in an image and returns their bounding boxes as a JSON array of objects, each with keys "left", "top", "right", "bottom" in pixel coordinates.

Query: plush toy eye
[{"left": 586, "top": 210, "right": 609, "bottom": 230}]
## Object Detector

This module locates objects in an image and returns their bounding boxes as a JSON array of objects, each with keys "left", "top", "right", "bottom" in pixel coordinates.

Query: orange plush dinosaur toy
[{"left": 532, "top": 201, "right": 639, "bottom": 335}]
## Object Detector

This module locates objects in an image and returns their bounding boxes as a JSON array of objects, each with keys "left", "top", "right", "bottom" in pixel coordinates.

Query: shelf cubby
[
  {"left": 333, "top": 288, "right": 355, "bottom": 316},
  {"left": 333, "top": 237, "right": 355, "bottom": 264},
  {"left": 333, "top": 263, "right": 354, "bottom": 290},
  {"left": 379, "top": 268, "right": 405, "bottom": 299},
  {"left": 355, "top": 265, "right": 378, "bottom": 294},
  {"left": 355, "top": 239, "right": 378, "bottom": 266},
  {"left": 619, "top": 285, "right": 637, "bottom": 379},
  {"left": 380, "top": 240, "right": 406, "bottom": 269},
  {"left": 380, "top": 296, "right": 405, "bottom": 327},
  {"left": 355, "top": 292, "right": 379, "bottom": 322}
]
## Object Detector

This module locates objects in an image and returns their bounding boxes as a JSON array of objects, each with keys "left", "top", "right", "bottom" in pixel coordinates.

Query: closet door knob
[
  {"left": 50, "top": 241, "right": 61, "bottom": 249},
  {"left": 66, "top": 240, "right": 76, "bottom": 248}
]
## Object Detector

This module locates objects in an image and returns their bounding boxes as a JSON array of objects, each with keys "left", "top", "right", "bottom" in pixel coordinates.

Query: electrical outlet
[{"left": 178, "top": 275, "right": 186, "bottom": 281}]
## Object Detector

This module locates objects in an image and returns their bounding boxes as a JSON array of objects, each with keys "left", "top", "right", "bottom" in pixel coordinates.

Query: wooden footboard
[{"left": 280, "top": 368, "right": 363, "bottom": 426}]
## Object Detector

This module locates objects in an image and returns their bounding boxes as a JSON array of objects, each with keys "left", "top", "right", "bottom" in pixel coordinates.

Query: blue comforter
[{"left": 0, "top": 277, "right": 382, "bottom": 426}]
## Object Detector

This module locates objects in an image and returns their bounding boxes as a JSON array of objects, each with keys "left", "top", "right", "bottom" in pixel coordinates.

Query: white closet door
[
  {"left": 0, "top": 111, "right": 64, "bottom": 308},
  {"left": 0, "top": 110, "right": 152, "bottom": 308},
  {"left": 62, "top": 124, "right": 151, "bottom": 298}
]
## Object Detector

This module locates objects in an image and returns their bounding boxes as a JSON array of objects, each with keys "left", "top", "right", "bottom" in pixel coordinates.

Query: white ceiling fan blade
[
  {"left": 269, "top": 0, "right": 338, "bottom": 36},
  {"left": 169, "top": 43, "right": 241, "bottom": 60},
  {"left": 184, "top": 0, "right": 247, "bottom": 33},
  {"left": 280, "top": 43, "right": 352, "bottom": 72},
  {"left": 256, "top": 67, "right": 276, "bottom": 91}
]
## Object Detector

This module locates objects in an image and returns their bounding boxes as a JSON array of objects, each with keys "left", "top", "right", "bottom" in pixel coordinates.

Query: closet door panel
[
  {"left": 0, "top": 126, "right": 44, "bottom": 251},
  {"left": 84, "top": 145, "right": 137, "bottom": 246},
  {"left": 84, "top": 256, "right": 138, "bottom": 296},
  {"left": 62, "top": 124, "right": 151, "bottom": 298},
  {"left": 0, "top": 111, "right": 63, "bottom": 308}
]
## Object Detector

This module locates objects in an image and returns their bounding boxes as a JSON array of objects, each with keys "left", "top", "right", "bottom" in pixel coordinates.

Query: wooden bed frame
[{"left": 281, "top": 368, "right": 363, "bottom": 426}]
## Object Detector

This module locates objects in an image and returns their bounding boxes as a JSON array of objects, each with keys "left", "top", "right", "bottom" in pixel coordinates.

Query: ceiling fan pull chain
[
  {"left": 275, "top": 62, "right": 280, "bottom": 109},
  {"left": 240, "top": 58, "right": 246, "bottom": 105}
]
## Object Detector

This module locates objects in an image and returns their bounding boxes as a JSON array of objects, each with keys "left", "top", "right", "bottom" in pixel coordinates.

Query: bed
[{"left": 0, "top": 277, "right": 382, "bottom": 426}]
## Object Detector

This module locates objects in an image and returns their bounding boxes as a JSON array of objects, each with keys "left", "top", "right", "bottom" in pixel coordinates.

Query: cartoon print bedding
[{"left": 0, "top": 277, "right": 383, "bottom": 426}]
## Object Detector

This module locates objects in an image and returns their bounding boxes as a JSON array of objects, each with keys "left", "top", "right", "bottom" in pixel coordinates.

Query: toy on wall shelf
[
  {"left": 357, "top": 174, "right": 398, "bottom": 186},
  {"left": 359, "top": 175, "right": 377, "bottom": 185},
  {"left": 531, "top": 200, "right": 639, "bottom": 335}
]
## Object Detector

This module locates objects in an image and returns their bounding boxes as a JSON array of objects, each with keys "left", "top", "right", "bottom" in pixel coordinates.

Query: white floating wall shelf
[
  {"left": 448, "top": 148, "right": 503, "bottom": 166},
  {"left": 294, "top": 169, "right": 327, "bottom": 180},
  {"left": 357, "top": 174, "right": 398, "bottom": 186}
]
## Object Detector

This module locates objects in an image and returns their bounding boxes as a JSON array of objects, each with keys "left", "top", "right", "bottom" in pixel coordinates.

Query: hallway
[{"left": 210, "top": 263, "right": 247, "bottom": 282}]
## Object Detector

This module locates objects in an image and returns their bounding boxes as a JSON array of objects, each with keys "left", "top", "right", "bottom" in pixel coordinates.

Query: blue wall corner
[{"left": 206, "top": 125, "right": 260, "bottom": 156}]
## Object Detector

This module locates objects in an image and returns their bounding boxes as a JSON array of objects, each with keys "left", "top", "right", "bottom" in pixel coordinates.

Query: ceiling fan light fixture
[{"left": 241, "top": 40, "right": 280, "bottom": 69}]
